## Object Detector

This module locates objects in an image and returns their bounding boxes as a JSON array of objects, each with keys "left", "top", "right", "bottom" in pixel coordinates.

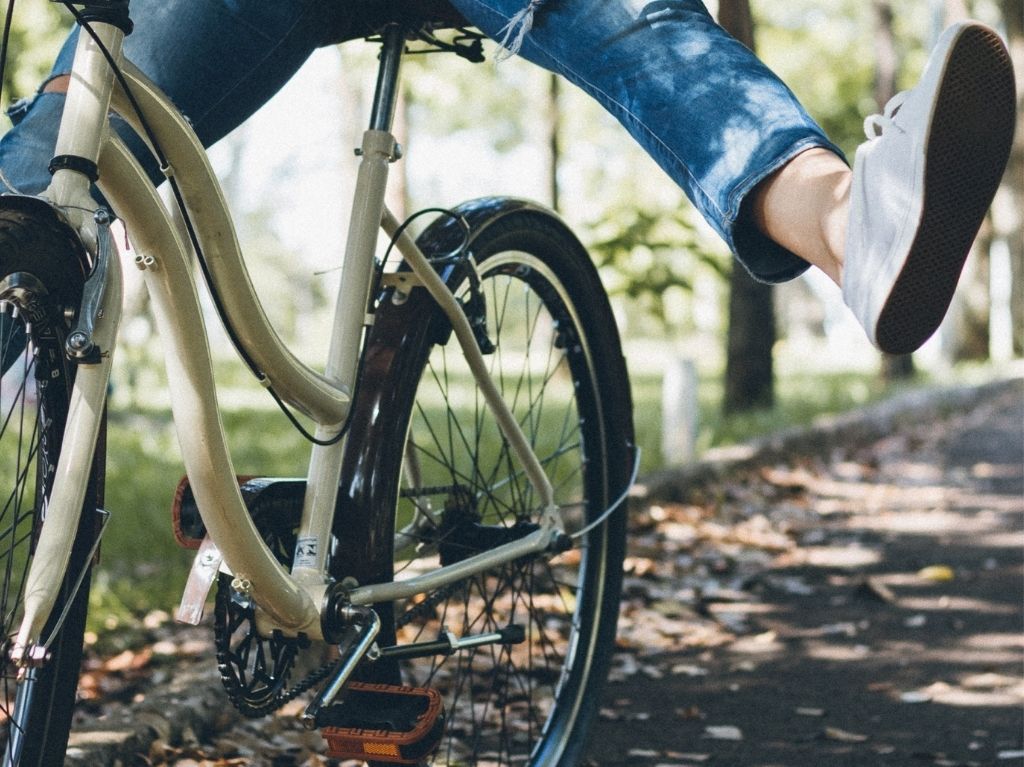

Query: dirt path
[
  {"left": 65, "top": 378, "right": 1024, "bottom": 766},
  {"left": 584, "top": 380, "right": 1023, "bottom": 766}
]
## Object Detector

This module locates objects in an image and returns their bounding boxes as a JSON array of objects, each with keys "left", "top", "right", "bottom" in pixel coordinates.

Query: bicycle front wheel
[
  {"left": 338, "top": 199, "right": 634, "bottom": 766},
  {"left": 0, "top": 204, "right": 102, "bottom": 766}
]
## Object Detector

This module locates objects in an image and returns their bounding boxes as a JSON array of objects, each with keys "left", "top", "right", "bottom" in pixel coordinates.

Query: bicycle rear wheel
[
  {"left": 0, "top": 205, "right": 103, "bottom": 766},
  {"left": 337, "top": 200, "right": 634, "bottom": 766}
]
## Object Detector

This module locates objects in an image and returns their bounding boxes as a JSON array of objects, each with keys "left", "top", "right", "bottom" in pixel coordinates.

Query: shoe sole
[{"left": 875, "top": 24, "right": 1016, "bottom": 355}]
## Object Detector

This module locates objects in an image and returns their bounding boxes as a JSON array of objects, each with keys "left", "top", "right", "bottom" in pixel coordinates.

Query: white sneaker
[{"left": 843, "top": 21, "right": 1015, "bottom": 355}]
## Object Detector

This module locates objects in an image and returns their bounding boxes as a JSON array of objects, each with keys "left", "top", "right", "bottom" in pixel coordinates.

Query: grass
[
  {"left": 92, "top": 406, "right": 317, "bottom": 629},
  {"left": 85, "top": 351, "right": 944, "bottom": 635},
  {"left": 630, "top": 367, "right": 906, "bottom": 473}
]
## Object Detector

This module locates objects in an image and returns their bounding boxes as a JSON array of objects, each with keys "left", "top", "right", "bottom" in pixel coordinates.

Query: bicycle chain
[
  {"left": 215, "top": 484, "right": 467, "bottom": 717},
  {"left": 216, "top": 585, "right": 460, "bottom": 718}
]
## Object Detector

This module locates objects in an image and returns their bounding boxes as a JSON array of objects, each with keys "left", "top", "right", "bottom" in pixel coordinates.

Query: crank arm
[{"left": 300, "top": 605, "right": 381, "bottom": 729}]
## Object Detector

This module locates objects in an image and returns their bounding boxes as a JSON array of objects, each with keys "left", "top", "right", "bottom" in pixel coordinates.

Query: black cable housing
[
  {"left": 0, "top": 0, "right": 17, "bottom": 110},
  {"left": 58, "top": 0, "right": 132, "bottom": 34}
]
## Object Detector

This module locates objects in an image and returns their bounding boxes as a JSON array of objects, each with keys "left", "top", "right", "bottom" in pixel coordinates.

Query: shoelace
[{"left": 863, "top": 90, "right": 908, "bottom": 138}]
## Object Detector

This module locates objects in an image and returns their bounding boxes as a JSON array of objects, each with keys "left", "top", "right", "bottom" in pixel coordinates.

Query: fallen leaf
[
  {"left": 961, "top": 672, "right": 1019, "bottom": 689},
  {"left": 675, "top": 706, "right": 704, "bottom": 720},
  {"left": 665, "top": 754, "right": 711, "bottom": 763},
  {"left": 917, "top": 565, "right": 955, "bottom": 582},
  {"left": 824, "top": 726, "right": 868, "bottom": 743},
  {"left": 628, "top": 748, "right": 660, "bottom": 758},
  {"left": 105, "top": 647, "right": 154, "bottom": 672},
  {"left": 899, "top": 691, "right": 932, "bottom": 704},
  {"left": 817, "top": 622, "right": 858, "bottom": 637},
  {"left": 670, "top": 664, "right": 708, "bottom": 677},
  {"left": 853, "top": 576, "right": 897, "bottom": 603}
]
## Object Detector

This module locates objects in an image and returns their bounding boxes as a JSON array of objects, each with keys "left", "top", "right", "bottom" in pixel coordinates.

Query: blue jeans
[{"left": 0, "top": 0, "right": 843, "bottom": 282}]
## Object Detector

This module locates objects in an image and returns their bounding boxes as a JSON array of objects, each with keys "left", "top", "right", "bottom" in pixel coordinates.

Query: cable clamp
[{"left": 48, "top": 154, "right": 99, "bottom": 183}]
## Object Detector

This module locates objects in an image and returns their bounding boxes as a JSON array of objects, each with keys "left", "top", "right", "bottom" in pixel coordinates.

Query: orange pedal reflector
[{"left": 320, "top": 682, "right": 445, "bottom": 764}]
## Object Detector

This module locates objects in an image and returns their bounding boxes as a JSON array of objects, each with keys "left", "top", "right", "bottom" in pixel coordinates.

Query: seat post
[{"left": 369, "top": 23, "right": 407, "bottom": 133}]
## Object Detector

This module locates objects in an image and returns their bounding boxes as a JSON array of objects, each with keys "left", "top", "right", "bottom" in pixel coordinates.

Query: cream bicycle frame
[{"left": 14, "top": 19, "right": 561, "bottom": 657}]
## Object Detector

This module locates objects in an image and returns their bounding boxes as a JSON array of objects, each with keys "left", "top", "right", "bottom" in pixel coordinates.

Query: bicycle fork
[{"left": 9, "top": 22, "right": 126, "bottom": 666}]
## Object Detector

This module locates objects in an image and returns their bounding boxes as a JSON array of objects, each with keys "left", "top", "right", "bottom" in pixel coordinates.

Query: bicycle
[{"left": 0, "top": 1, "right": 635, "bottom": 764}]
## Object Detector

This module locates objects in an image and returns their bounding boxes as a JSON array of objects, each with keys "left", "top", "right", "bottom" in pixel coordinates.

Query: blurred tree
[
  {"left": 547, "top": 73, "right": 560, "bottom": 210},
  {"left": 0, "top": 2, "right": 69, "bottom": 110},
  {"left": 873, "top": 0, "right": 917, "bottom": 379},
  {"left": 718, "top": 0, "right": 776, "bottom": 414},
  {"left": 589, "top": 206, "right": 726, "bottom": 329},
  {"left": 995, "top": 0, "right": 1022, "bottom": 356},
  {"left": 754, "top": 1, "right": 876, "bottom": 159}
]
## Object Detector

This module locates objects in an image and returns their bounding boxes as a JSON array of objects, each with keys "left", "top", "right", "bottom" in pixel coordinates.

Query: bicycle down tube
[{"left": 13, "top": 19, "right": 565, "bottom": 656}]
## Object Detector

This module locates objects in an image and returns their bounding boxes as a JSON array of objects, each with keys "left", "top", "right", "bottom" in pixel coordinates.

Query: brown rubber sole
[{"left": 875, "top": 25, "right": 1016, "bottom": 355}]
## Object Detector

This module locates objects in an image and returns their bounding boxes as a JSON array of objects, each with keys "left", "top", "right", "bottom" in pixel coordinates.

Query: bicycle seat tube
[{"left": 290, "top": 24, "right": 410, "bottom": 586}]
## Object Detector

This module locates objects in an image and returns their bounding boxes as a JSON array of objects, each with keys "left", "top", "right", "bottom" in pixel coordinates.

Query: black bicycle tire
[
  {"left": 335, "top": 199, "right": 634, "bottom": 766},
  {"left": 0, "top": 206, "right": 103, "bottom": 766}
]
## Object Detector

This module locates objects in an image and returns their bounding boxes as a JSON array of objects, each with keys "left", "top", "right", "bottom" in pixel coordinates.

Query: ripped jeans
[{"left": 0, "top": 0, "right": 843, "bottom": 282}]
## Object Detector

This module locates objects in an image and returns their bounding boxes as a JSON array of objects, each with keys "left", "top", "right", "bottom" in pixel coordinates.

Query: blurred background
[{"left": 2, "top": 0, "right": 1020, "bottom": 633}]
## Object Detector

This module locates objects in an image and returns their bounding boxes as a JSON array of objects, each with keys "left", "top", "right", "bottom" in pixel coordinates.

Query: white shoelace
[{"left": 863, "top": 90, "right": 908, "bottom": 138}]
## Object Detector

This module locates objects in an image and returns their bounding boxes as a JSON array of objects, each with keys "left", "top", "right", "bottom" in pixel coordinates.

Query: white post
[
  {"left": 661, "top": 356, "right": 698, "bottom": 466},
  {"left": 989, "top": 238, "right": 1013, "bottom": 364}
]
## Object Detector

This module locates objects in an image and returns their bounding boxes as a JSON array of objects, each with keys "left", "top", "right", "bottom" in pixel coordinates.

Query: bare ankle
[
  {"left": 41, "top": 74, "right": 71, "bottom": 94},
  {"left": 750, "top": 147, "right": 851, "bottom": 287}
]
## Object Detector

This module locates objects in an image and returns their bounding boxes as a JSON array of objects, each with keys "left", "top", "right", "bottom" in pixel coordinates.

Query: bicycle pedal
[{"left": 319, "top": 682, "right": 445, "bottom": 764}]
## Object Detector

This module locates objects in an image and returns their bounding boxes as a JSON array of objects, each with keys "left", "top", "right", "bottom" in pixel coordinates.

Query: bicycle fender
[
  {"left": 413, "top": 196, "right": 579, "bottom": 262},
  {"left": 0, "top": 194, "right": 92, "bottom": 280}
]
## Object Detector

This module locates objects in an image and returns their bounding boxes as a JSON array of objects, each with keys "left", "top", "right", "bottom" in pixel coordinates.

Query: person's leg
[
  {"left": 0, "top": 0, "right": 357, "bottom": 195},
  {"left": 450, "top": 0, "right": 843, "bottom": 285},
  {"left": 451, "top": 0, "right": 1015, "bottom": 354},
  {"left": 747, "top": 147, "right": 849, "bottom": 287},
  {"left": 750, "top": 21, "right": 1014, "bottom": 353}
]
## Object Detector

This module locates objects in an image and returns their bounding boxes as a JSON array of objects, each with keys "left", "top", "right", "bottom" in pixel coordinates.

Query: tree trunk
[
  {"left": 724, "top": 264, "right": 776, "bottom": 412},
  {"left": 933, "top": 0, "right": 996, "bottom": 363},
  {"left": 547, "top": 73, "right": 561, "bottom": 212},
  {"left": 718, "top": 0, "right": 775, "bottom": 414},
  {"left": 873, "top": 0, "right": 917, "bottom": 380},
  {"left": 998, "top": 0, "right": 1024, "bottom": 356}
]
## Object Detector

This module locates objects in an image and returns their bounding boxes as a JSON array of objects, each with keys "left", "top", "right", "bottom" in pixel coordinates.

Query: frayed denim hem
[{"left": 726, "top": 135, "right": 847, "bottom": 285}]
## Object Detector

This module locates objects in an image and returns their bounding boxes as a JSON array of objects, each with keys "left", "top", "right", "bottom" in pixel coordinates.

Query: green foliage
[
  {"left": 629, "top": 364, "right": 922, "bottom": 473},
  {"left": 403, "top": 41, "right": 536, "bottom": 153},
  {"left": 752, "top": 0, "right": 943, "bottom": 158},
  {"left": 1, "top": 3, "right": 70, "bottom": 110},
  {"left": 589, "top": 206, "right": 728, "bottom": 329}
]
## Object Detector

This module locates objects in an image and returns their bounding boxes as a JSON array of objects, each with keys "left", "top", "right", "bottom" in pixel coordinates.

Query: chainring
[{"left": 212, "top": 510, "right": 309, "bottom": 718}]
